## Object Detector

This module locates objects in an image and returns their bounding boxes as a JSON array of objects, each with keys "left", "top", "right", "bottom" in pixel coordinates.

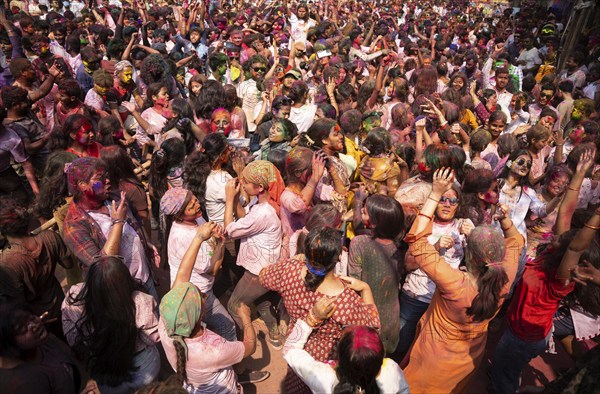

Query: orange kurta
[{"left": 403, "top": 222, "right": 524, "bottom": 393}]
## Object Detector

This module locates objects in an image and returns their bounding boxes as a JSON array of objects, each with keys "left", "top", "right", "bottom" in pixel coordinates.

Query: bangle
[
  {"left": 555, "top": 144, "right": 563, "bottom": 146},
  {"left": 427, "top": 196, "right": 440, "bottom": 203},
  {"left": 418, "top": 213, "right": 433, "bottom": 220},
  {"left": 583, "top": 223, "right": 600, "bottom": 230},
  {"left": 306, "top": 310, "right": 324, "bottom": 327},
  {"left": 111, "top": 219, "right": 126, "bottom": 225},
  {"left": 501, "top": 223, "right": 514, "bottom": 232},
  {"left": 567, "top": 186, "right": 580, "bottom": 192}
]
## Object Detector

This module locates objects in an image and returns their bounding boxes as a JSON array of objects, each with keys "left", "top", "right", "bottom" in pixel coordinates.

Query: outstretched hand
[{"left": 576, "top": 148, "right": 596, "bottom": 174}]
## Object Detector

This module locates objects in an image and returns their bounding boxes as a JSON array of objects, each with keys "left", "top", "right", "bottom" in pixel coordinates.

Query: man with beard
[{"left": 459, "top": 53, "right": 483, "bottom": 87}]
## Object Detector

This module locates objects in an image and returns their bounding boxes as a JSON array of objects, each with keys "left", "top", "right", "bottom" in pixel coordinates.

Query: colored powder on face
[{"left": 92, "top": 181, "right": 104, "bottom": 194}]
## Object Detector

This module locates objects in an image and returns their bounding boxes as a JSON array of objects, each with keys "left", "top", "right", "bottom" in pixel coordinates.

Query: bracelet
[
  {"left": 111, "top": 219, "right": 126, "bottom": 225},
  {"left": 418, "top": 213, "right": 433, "bottom": 220},
  {"left": 306, "top": 310, "right": 324, "bottom": 327},
  {"left": 567, "top": 186, "right": 580, "bottom": 192},
  {"left": 555, "top": 144, "right": 563, "bottom": 146},
  {"left": 583, "top": 223, "right": 600, "bottom": 230},
  {"left": 427, "top": 196, "right": 440, "bottom": 203},
  {"left": 501, "top": 223, "right": 514, "bottom": 232}
]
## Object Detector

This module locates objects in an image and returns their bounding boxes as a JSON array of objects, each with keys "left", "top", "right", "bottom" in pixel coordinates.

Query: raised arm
[
  {"left": 555, "top": 148, "right": 595, "bottom": 236},
  {"left": 172, "top": 221, "right": 218, "bottom": 288},
  {"left": 556, "top": 207, "right": 600, "bottom": 281}
]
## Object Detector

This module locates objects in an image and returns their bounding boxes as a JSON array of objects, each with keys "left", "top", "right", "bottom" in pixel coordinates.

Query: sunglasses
[
  {"left": 515, "top": 158, "right": 532, "bottom": 168},
  {"left": 440, "top": 196, "right": 459, "bottom": 205},
  {"left": 253, "top": 67, "right": 267, "bottom": 73},
  {"left": 540, "top": 93, "right": 553, "bottom": 99}
]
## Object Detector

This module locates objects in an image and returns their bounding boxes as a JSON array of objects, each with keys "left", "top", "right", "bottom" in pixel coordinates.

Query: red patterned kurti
[{"left": 259, "top": 256, "right": 380, "bottom": 361}]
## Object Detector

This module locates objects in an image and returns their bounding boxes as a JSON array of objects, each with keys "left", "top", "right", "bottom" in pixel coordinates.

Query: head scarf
[
  {"left": 159, "top": 187, "right": 191, "bottom": 235},
  {"left": 159, "top": 282, "right": 203, "bottom": 359},
  {"left": 242, "top": 160, "right": 285, "bottom": 216}
]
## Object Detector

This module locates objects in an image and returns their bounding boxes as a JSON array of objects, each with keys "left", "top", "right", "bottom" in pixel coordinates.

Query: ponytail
[
  {"left": 303, "top": 227, "right": 342, "bottom": 291},
  {"left": 465, "top": 226, "right": 508, "bottom": 322},
  {"left": 173, "top": 340, "right": 188, "bottom": 387},
  {"left": 466, "top": 265, "right": 508, "bottom": 322}
]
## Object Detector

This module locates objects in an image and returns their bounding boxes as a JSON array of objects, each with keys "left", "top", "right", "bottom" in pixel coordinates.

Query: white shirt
[
  {"left": 289, "top": 104, "right": 317, "bottom": 134},
  {"left": 88, "top": 209, "right": 150, "bottom": 283},
  {"left": 237, "top": 80, "right": 260, "bottom": 132},
  {"left": 283, "top": 319, "right": 410, "bottom": 394},
  {"left": 517, "top": 47, "right": 542, "bottom": 71},
  {"left": 167, "top": 221, "right": 216, "bottom": 292},
  {"left": 225, "top": 201, "right": 282, "bottom": 275},
  {"left": 204, "top": 170, "right": 233, "bottom": 225},
  {"left": 403, "top": 219, "right": 471, "bottom": 303}
]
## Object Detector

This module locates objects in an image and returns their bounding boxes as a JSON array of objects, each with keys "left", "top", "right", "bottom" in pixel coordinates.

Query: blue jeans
[
  {"left": 99, "top": 345, "right": 160, "bottom": 394},
  {"left": 391, "top": 292, "right": 430, "bottom": 362},
  {"left": 204, "top": 289, "right": 237, "bottom": 342},
  {"left": 490, "top": 327, "right": 550, "bottom": 394},
  {"left": 143, "top": 277, "right": 158, "bottom": 301}
]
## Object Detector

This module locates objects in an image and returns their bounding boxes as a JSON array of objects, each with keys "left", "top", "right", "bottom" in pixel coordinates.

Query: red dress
[{"left": 259, "top": 256, "right": 380, "bottom": 361}]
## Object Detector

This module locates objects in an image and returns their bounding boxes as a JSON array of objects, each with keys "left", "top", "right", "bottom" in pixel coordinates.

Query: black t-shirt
[{"left": 0, "top": 363, "right": 56, "bottom": 394}]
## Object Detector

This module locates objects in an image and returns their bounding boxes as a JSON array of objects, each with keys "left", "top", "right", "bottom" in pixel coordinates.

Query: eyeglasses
[
  {"left": 253, "top": 67, "right": 267, "bottom": 73},
  {"left": 515, "top": 158, "right": 532, "bottom": 168},
  {"left": 440, "top": 196, "right": 459, "bottom": 206}
]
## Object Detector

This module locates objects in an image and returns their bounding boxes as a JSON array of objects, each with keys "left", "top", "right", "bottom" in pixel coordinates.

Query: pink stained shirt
[{"left": 225, "top": 201, "right": 282, "bottom": 275}]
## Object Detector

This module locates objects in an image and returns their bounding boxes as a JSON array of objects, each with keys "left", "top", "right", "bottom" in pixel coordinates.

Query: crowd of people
[{"left": 1, "top": 0, "right": 600, "bottom": 392}]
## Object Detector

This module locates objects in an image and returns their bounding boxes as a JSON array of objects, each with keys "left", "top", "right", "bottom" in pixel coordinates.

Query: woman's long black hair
[
  {"left": 192, "top": 79, "right": 227, "bottom": 120},
  {"left": 161, "top": 98, "right": 198, "bottom": 154},
  {"left": 68, "top": 256, "right": 146, "bottom": 386},
  {"left": 183, "top": 133, "right": 229, "bottom": 206},
  {"left": 34, "top": 151, "right": 79, "bottom": 219}
]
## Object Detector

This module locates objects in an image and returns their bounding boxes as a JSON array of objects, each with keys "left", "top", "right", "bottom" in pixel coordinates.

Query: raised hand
[
  {"left": 576, "top": 148, "right": 596, "bottom": 174},
  {"left": 311, "top": 151, "right": 326, "bottom": 181},
  {"left": 225, "top": 178, "right": 241, "bottom": 200},
  {"left": 431, "top": 168, "right": 455, "bottom": 195},
  {"left": 196, "top": 221, "right": 218, "bottom": 242},
  {"left": 111, "top": 191, "right": 128, "bottom": 221}
]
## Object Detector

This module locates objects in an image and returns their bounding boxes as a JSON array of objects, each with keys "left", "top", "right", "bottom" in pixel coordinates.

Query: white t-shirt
[
  {"left": 289, "top": 104, "right": 317, "bottom": 134},
  {"left": 402, "top": 219, "right": 471, "bottom": 303},
  {"left": 88, "top": 209, "right": 150, "bottom": 283},
  {"left": 159, "top": 320, "right": 243, "bottom": 394},
  {"left": 204, "top": 170, "right": 233, "bottom": 225},
  {"left": 283, "top": 320, "right": 409, "bottom": 394},
  {"left": 167, "top": 221, "right": 214, "bottom": 292}
]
